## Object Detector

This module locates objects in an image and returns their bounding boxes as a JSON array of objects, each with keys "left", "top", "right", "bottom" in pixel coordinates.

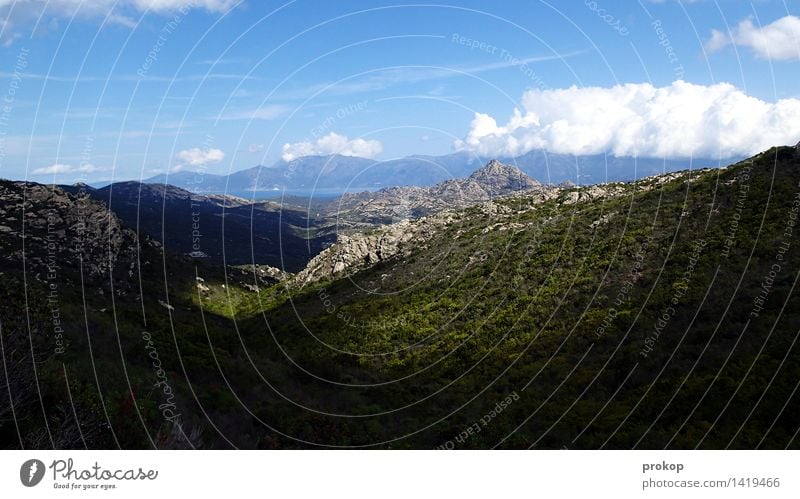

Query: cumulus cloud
[
  {"left": 169, "top": 147, "right": 224, "bottom": 172},
  {"left": 454, "top": 81, "right": 800, "bottom": 159},
  {"left": 282, "top": 133, "right": 383, "bottom": 162},
  {"left": 32, "top": 163, "right": 100, "bottom": 175},
  {"left": 704, "top": 29, "right": 731, "bottom": 54},
  {"left": 705, "top": 16, "right": 800, "bottom": 60},
  {"left": 247, "top": 143, "right": 265, "bottom": 153},
  {"left": 175, "top": 147, "right": 225, "bottom": 168}
]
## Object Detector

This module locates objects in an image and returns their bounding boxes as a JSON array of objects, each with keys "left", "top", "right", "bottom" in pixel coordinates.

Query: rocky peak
[
  {"left": 469, "top": 159, "right": 536, "bottom": 182},
  {"left": 333, "top": 160, "right": 546, "bottom": 225},
  {"left": 474, "top": 158, "right": 504, "bottom": 172},
  {"left": 467, "top": 159, "right": 541, "bottom": 196}
]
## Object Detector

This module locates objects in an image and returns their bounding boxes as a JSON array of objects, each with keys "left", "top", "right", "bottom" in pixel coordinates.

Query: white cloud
[
  {"left": 175, "top": 147, "right": 225, "bottom": 168},
  {"left": 282, "top": 132, "right": 383, "bottom": 162},
  {"left": 704, "top": 29, "right": 730, "bottom": 53},
  {"left": 32, "top": 163, "right": 74, "bottom": 175},
  {"left": 32, "top": 163, "right": 100, "bottom": 175},
  {"left": 0, "top": 0, "right": 233, "bottom": 12},
  {"left": 454, "top": 81, "right": 800, "bottom": 159},
  {"left": 131, "top": 0, "right": 234, "bottom": 13},
  {"left": 247, "top": 143, "right": 265, "bottom": 153},
  {"left": 705, "top": 16, "right": 800, "bottom": 60},
  {"left": 0, "top": 0, "right": 235, "bottom": 45}
]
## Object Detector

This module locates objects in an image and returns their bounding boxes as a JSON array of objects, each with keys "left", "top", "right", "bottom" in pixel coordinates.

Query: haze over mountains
[{"left": 143, "top": 150, "right": 723, "bottom": 195}]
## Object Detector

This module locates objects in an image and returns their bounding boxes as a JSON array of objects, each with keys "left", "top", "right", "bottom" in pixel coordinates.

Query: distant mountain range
[
  {"left": 142, "top": 150, "right": 730, "bottom": 194},
  {"left": 144, "top": 153, "right": 483, "bottom": 194}
]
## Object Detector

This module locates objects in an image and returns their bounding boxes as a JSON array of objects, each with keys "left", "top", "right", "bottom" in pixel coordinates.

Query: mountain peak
[
  {"left": 470, "top": 159, "right": 532, "bottom": 178},
  {"left": 468, "top": 159, "right": 541, "bottom": 194},
  {"left": 473, "top": 158, "right": 507, "bottom": 172}
]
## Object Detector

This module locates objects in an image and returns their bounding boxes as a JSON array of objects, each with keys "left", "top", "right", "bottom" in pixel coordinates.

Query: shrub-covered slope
[
  {"left": 2, "top": 146, "right": 799, "bottom": 449},
  {"left": 233, "top": 146, "right": 800, "bottom": 448}
]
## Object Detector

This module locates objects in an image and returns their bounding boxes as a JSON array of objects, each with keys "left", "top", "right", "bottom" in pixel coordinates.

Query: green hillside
[{"left": 2, "top": 146, "right": 799, "bottom": 449}]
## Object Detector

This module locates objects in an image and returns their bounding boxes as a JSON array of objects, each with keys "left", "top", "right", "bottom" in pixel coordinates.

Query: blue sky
[{"left": 0, "top": 0, "right": 798, "bottom": 183}]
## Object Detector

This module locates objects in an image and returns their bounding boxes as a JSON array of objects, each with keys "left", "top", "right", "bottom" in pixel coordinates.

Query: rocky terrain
[
  {"left": 295, "top": 216, "right": 450, "bottom": 285},
  {"left": 0, "top": 180, "right": 143, "bottom": 288},
  {"left": 330, "top": 160, "right": 548, "bottom": 226},
  {"left": 296, "top": 163, "right": 699, "bottom": 284}
]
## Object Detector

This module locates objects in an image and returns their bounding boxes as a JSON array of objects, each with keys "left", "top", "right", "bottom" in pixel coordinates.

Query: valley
[{"left": 1, "top": 145, "right": 798, "bottom": 449}]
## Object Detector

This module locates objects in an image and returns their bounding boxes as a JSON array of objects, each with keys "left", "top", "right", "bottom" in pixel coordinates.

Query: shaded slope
[{"left": 89, "top": 181, "right": 334, "bottom": 272}]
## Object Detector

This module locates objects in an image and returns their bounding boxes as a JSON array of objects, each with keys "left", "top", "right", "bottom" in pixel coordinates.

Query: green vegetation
[{"left": 2, "top": 147, "right": 799, "bottom": 449}]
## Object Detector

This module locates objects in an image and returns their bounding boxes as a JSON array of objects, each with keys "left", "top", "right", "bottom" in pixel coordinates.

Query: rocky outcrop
[
  {"left": 560, "top": 183, "right": 626, "bottom": 205},
  {"left": 466, "top": 159, "right": 541, "bottom": 195},
  {"left": 229, "top": 264, "right": 292, "bottom": 287},
  {"left": 294, "top": 214, "right": 456, "bottom": 285}
]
